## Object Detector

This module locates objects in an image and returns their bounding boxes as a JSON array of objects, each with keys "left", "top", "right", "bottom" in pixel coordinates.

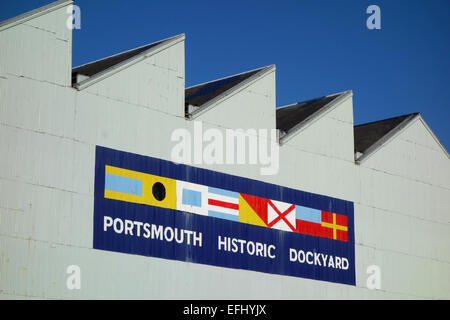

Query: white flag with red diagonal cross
[{"left": 267, "top": 199, "right": 296, "bottom": 232}]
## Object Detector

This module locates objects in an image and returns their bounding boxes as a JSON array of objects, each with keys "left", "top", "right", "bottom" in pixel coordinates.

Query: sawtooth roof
[
  {"left": 72, "top": 41, "right": 164, "bottom": 79},
  {"left": 276, "top": 93, "right": 345, "bottom": 134},
  {"left": 353, "top": 113, "right": 419, "bottom": 155},
  {"left": 71, "top": 34, "right": 184, "bottom": 89},
  {"left": 185, "top": 68, "right": 262, "bottom": 108}
]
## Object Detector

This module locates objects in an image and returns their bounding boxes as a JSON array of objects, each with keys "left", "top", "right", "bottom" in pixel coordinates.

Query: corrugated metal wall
[{"left": 0, "top": 2, "right": 449, "bottom": 299}]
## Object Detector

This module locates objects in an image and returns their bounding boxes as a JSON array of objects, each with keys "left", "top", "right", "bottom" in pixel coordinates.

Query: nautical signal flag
[
  {"left": 104, "top": 165, "right": 176, "bottom": 210},
  {"left": 239, "top": 193, "right": 267, "bottom": 227},
  {"left": 176, "top": 180, "right": 209, "bottom": 216},
  {"left": 296, "top": 208, "right": 348, "bottom": 241},
  {"left": 103, "top": 165, "right": 348, "bottom": 242},
  {"left": 267, "top": 200, "right": 296, "bottom": 232},
  {"left": 207, "top": 187, "right": 240, "bottom": 222}
]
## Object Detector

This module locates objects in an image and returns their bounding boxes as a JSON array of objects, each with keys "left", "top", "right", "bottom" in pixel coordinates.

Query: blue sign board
[{"left": 93, "top": 146, "right": 355, "bottom": 285}]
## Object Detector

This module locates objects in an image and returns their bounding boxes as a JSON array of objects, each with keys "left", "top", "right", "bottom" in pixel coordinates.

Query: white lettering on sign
[
  {"left": 289, "top": 248, "right": 349, "bottom": 270},
  {"left": 218, "top": 235, "right": 276, "bottom": 259},
  {"left": 103, "top": 215, "right": 202, "bottom": 247}
]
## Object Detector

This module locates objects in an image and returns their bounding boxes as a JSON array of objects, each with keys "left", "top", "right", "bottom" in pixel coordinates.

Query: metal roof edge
[
  {"left": 279, "top": 90, "right": 353, "bottom": 145},
  {"left": 72, "top": 39, "right": 171, "bottom": 71},
  {"left": 0, "top": 0, "right": 73, "bottom": 32},
  {"left": 187, "top": 64, "right": 276, "bottom": 120},
  {"left": 73, "top": 33, "right": 185, "bottom": 91},
  {"left": 185, "top": 65, "right": 274, "bottom": 90},
  {"left": 276, "top": 91, "right": 348, "bottom": 110},
  {"left": 416, "top": 115, "right": 450, "bottom": 160},
  {"left": 355, "top": 113, "right": 419, "bottom": 164}
]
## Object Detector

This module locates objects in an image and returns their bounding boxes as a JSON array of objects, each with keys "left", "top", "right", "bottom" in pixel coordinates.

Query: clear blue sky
[{"left": 1, "top": 0, "right": 449, "bottom": 151}]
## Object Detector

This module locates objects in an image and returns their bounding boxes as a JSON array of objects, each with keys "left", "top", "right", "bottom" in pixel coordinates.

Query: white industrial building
[{"left": 0, "top": 0, "right": 449, "bottom": 299}]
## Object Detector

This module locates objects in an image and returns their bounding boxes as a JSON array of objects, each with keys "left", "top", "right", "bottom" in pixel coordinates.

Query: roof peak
[
  {"left": 276, "top": 91, "right": 351, "bottom": 139},
  {"left": 185, "top": 65, "right": 275, "bottom": 118},
  {"left": 354, "top": 113, "right": 420, "bottom": 162},
  {"left": 0, "top": 0, "right": 73, "bottom": 32},
  {"left": 354, "top": 112, "right": 419, "bottom": 128},
  {"left": 186, "top": 65, "right": 274, "bottom": 90},
  {"left": 72, "top": 33, "right": 185, "bottom": 90},
  {"left": 72, "top": 34, "right": 184, "bottom": 72},
  {"left": 277, "top": 90, "right": 350, "bottom": 111}
]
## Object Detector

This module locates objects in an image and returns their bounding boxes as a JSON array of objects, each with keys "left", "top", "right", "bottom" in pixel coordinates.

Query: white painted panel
[
  {"left": 83, "top": 41, "right": 185, "bottom": 117},
  {"left": 197, "top": 70, "right": 276, "bottom": 131},
  {"left": 0, "top": 75, "right": 75, "bottom": 138},
  {"left": 0, "top": 6, "right": 72, "bottom": 86},
  {"left": 362, "top": 119, "right": 450, "bottom": 189},
  {"left": 283, "top": 96, "right": 355, "bottom": 162}
]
